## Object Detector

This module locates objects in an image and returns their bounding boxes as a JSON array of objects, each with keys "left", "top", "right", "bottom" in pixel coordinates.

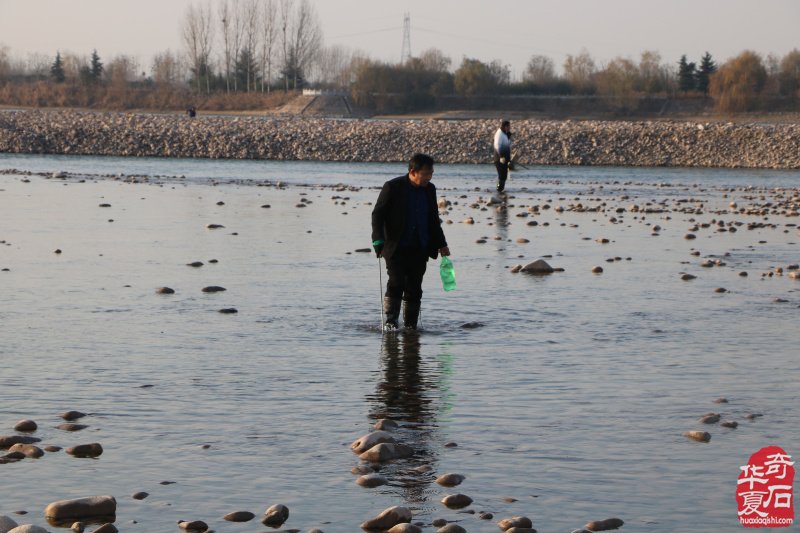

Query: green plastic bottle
[{"left": 440, "top": 256, "right": 456, "bottom": 292}]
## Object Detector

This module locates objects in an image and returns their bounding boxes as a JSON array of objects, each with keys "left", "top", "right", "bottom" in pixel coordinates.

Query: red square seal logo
[{"left": 737, "top": 446, "right": 794, "bottom": 528}]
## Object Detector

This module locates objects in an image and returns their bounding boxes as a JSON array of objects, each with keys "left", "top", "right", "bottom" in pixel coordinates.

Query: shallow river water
[{"left": 1, "top": 154, "right": 799, "bottom": 532}]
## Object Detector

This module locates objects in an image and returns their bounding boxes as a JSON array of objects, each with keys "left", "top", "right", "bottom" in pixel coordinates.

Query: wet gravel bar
[{"left": 1, "top": 109, "right": 799, "bottom": 168}]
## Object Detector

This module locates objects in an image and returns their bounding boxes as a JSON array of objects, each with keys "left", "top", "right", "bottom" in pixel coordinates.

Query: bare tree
[
  {"left": 242, "top": 0, "right": 260, "bottom": 91},
  {"left": 182, "top": 3, "right": 201, "bottom": 91},
  {"left": 418, "top": 48, "right": 451, "bottom": 73},
  {"left": 488, "top": 60, "right": 510, "bottom": 86},
  {"left": 778, "top": 49, "right": 800, "bottom": 97},
  {"left": 279, "top": 0, "right": 292, "bottom": 91},
  {"left": 219, "top": 0, "right": 233, "bottom": 91},
  {"left": 638, "top": 50, "right": 665, "bottom": 93},
  {"left": 563, "top": 49, "right": 596, "bottom": 93},
  {"left": 0, "top": 45, "right": 11, "bottom": 81},
  {"left": 199, "top": 2, "right": 215, "bottom": 93},
  {"left": 342, "top": 49, "right": 371, "bottom": 93},
  {"left": 309, "top": 45, "right": 355, "bottom": 89},
  {"left": 595, "top": 56, "right": 638, "bottom": 102},
  {"left": 286, "top": 0, "right": 322, "bottom": 89},
  {"left": 62, "top": 52, "right": 88, "bottom": 81},
  {"left": 523, "top": 54, "right": 555, "bottom": 84},
  {"left": 229, "top": 0, "right": 248, "bottom": 91},
  {"left": 151, "top": 50, "right": 183, "bottom": 86},
  {"left": 259, "top": 0, "right": 278, "bottom": 92},
  {"left": 25, "top": 52, "right": 52, "bottom": 78},
  {"left": 182, "top": 2, "right": 215, "bottom": 93},
  {"left": 709, "top": 50, "right": 767, "bottom": 112},
  {"left": 106, "top": 55, "right": 140, "bottom": 87}
]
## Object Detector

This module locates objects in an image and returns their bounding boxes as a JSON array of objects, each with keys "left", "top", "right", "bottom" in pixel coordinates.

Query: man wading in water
[
  {"left": 372, "top": 153, "right": 450, "bottom": 331},
  {"left": 493, "top": 119, "right": 512, "bottom": 193}
]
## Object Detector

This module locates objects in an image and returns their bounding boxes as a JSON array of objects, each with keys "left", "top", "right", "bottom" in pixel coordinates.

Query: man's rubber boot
[
  {"left": 403, "top": 300, "right": 421, "bottom": 330},
  {"left": 383, "top": 296, "right": 401, "bottom": 332}
]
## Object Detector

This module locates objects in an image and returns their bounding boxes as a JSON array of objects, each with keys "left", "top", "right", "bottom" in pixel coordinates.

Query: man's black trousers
[
  {"left": 495, "top": 161, "right": 509, "bottom": 191},
  {"left": 384, "top": 248, "right": 428, "bottom": 303}
]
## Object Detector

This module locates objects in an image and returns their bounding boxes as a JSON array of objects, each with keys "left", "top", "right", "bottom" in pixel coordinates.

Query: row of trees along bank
[{"left": 0, "top": 0, "right": 798, "bottom": 114}]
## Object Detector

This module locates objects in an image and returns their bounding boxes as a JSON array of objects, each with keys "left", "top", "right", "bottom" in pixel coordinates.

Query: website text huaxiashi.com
[{"left": 739, "top": 516, "right": 794, "bottom": 526}]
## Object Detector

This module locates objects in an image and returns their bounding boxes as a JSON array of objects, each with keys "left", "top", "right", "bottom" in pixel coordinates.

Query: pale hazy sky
[{"left": 1, "top": 0, "right": 798, "bottom": 77}]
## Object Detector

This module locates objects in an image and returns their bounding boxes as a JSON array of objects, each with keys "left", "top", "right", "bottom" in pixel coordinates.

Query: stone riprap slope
[{"left": 1, "top": 110, "right": 799, "bottom": 168}]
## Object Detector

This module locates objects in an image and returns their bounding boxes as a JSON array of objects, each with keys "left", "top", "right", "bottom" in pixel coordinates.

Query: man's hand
[
  {"left": 499, "top": 157, "right": 507, "bottom": 164},
  {"left": 439, "top": 246, "right": 450, "bottom": 257},
  {"left": 374, "top": 243, "right": 384, "bottom": 258}
]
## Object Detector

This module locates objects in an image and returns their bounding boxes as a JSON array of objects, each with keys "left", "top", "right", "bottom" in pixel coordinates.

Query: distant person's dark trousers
[
  {"left": 495, "top": 161, "right": 509, "bottom": 192},
  {"left": 385, "top": 248, "right": 428, "bottom": 304}
]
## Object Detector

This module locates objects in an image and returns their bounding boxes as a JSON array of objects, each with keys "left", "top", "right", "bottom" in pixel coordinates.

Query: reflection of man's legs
[{"left": 495, "top": 161, "right": 508, "bottom": 192}]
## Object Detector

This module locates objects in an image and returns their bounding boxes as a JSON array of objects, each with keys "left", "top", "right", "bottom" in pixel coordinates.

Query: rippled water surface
[{"left": 1, "top": 154, "right": 799, "bottom": 532}]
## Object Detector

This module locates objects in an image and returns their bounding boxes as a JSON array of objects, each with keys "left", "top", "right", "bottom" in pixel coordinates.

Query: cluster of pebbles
[
  {"left": 1, "top": 110, "right": 799, "bottom": 169},
  {"left": 683, "top": 397, "right": 765, "bottom": 443},
  {"left": 1, "top": 414, "right": 294, "bottom": 533},
  {"left": 2, "top": 170, "right": 798, "bottom": 303},
  {"left": 0, "top": 413, "right": 115, "bottom": 533},
  {"left": 350, "top": 417, "right": 624, "bottom": 533},
  {"left": 0, "top": 405, "right": 627, "bottom": 531},
  {"left": 0, "top": 412, "right": 97, "bottom": 465},
  {"left": 159, "top": 249, "right": 236, "bottom": 314},
  {"left": 430, "top": 182, "right": 799, "bottom": 290}
]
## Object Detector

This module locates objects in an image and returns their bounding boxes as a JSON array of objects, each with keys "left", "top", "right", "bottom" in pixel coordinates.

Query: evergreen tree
[
  {"left": 50, "top": 51, "right": 65, "bottom": 83},
  {"left": 696, "top": 52, "right": 717, "bottom": 95},
  {"left": 678, "top": 55, "right": 697, "bottom": 92},
  {"left": 279, "top": 48, "right": 305, "bottom": 90},
  {"left": 90, "top": 50, "right": 104, "bottom": 83},
  {"left": 189, "top": 58, "right": 214, "bottom": 92},
  {"left": 234, "top": 48, "right": 259, "bottom": 91}
]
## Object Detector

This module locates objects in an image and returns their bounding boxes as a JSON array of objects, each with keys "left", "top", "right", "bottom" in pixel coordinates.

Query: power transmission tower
[{"left": 401, "top": 12, "right": 411, "bottom": 64}]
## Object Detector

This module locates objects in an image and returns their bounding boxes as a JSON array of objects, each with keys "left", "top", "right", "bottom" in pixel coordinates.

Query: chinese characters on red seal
[{"left": 737, "top": 446, "right": 794, "bottom": 528}]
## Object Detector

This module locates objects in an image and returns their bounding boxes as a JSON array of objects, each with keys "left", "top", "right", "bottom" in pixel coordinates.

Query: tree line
[
  {"left": 180, "top": 0, "right": 321, "bottom": 94},
  {"left": 346, "top": 48, "right": 800, "bottom": 114},
  {"left": 0, "top": 1, "right": 799, "bottom": 114}
]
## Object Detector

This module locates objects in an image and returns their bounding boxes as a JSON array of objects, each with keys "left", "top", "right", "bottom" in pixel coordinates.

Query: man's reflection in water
[
  {"left": 365, "top": 331, "right": 447, "bottom": 508},
  {"left": 494, "top": 199, "right": 509, "bottom": 245}
]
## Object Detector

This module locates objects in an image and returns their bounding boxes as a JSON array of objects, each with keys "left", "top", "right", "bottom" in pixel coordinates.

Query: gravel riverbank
[{"left": 1, "top": 109, "right": 799, "bottom": 168}]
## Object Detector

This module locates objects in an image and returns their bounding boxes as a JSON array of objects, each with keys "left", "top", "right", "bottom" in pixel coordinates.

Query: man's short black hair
[
  {"left": 408, "top": 153, "right": 435, "bottom": 172},
  {"left": 501, "top": 120, "right": 510, "bottom": 128}
]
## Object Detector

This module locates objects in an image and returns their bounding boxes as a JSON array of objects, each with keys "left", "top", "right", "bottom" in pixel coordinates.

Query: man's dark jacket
[{"left": 371, "top": 175, "right": 447, "bottom": 260}]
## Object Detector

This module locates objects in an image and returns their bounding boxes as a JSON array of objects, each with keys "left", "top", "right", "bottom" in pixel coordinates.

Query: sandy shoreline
[{"left": 1, "top": 109, "right": 799, "bottom": 169}]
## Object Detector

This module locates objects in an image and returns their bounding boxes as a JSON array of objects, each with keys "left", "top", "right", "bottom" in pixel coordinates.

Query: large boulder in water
[
  {"left": 351, "top": 431, "right": 396, "bottom": 454},
  {"left": 359, "top": 443, "right": 414, "bottom": 462},
  {"left": 0, "top": 435, "right": 41, "bottom": 449},
  {"left": 13, "top": 420, "right": 37, "bottom": 432},
  {"left": 66, "top": 443, "right": 103, "bottom": 458},
  {"left": 262, "top": 504, "right": 289, "bottom": 527},
  {"left": 8, "top": 526, "right": 50, "bottom": 533},
  {"left": 498, "top": 516, "right": 534, "bottom": 530},
  {"left": 44, "top": 495, "right": 116, "bottom": 521},
  {"left": 521, "top": 259, "right": 554, "bottom": 274},
  {"left": 9, "top": 443, "right": 44, "bottom": 458},
  {"left": 360, "top": 506, "right": 411, "bottom": 531},
  {"left": 0, "top": 515, "right": 19, "bottom": 533},
  {"left": 583, "top": 517, "right": 624, "bottom": 531}
]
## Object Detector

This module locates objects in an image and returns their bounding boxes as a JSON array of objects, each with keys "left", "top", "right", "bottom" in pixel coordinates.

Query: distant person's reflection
[{"left": 365, "top": 332, "right": 442, "bottom": 506}]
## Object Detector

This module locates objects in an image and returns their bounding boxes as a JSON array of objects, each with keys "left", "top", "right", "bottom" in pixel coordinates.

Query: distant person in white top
[{"left": 493, "top": 120, "right": 512, "bottom": 192}]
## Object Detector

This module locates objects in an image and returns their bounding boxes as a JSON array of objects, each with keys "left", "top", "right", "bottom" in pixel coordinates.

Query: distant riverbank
[{"left": 1, "top": 109, "right": 798, "bottom": 168}]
